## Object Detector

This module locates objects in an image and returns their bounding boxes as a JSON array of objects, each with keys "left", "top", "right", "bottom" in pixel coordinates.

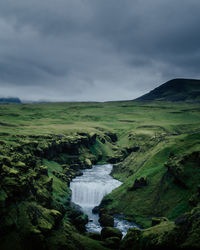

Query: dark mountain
[
  {"left": 0, "top": 97, "right": 21, "bottom": 104},
  {"left": 136, "top": 78, "right": 200, "bottom": 102}
]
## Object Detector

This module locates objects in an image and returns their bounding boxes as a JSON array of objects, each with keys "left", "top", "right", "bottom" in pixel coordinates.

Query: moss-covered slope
[
  {"left": 102, "top": 132, "right": 200, "bottom": 228},
  {"left": 121, "top": 204, "right": 200, "bottom": 249}
]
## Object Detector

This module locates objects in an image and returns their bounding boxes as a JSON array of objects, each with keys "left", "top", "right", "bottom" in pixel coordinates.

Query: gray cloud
[{"left": 0, "top": 0, "right": 199, "bottom": 101}]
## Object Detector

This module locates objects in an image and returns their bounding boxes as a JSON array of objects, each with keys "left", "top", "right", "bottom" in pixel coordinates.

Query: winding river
[{"left": 70, "top": 164, "right": 139, "bottom": 235}]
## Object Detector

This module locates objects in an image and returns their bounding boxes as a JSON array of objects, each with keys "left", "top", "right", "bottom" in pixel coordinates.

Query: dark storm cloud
[{"left": 0, "top": 0, "right": 199, "bottom": 101}]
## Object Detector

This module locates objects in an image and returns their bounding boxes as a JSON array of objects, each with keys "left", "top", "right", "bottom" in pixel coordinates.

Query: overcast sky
[{"left": 0, "top": 0, "right": 200, "bottom": 101}]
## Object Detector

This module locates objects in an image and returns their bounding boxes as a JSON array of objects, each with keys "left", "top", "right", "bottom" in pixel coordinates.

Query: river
[{"left": 70, "top": 164, "right": 139, "bottom": 235}]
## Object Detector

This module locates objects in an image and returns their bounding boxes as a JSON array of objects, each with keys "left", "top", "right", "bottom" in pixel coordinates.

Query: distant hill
[
  {"left": 0, "top": 97, "right": 21, "bottom": 104},
  {"left": 136, "top": 78, "right": 200, "bottom": 102}
]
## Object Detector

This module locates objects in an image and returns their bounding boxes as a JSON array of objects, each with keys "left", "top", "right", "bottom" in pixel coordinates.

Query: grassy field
[{"left": 1, "top": 101, "right": 200, "bottom": 140}]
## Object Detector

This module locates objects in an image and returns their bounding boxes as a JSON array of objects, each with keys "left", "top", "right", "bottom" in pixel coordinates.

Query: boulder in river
[
  {"left": 92, "top": 205, "right": 100, "bottom": 214},
  {"left": 101, "top": 227, "right": 123, "bottom": 240},
  {"left": 99, "top": 213, "right": 114, "bottom": 227},
  {"left": 73, "top": 214, "right": 88, "bottom": 233},
  {"left": 85, "top": 232, "right": 101, "bottom": 241},
  {"left": 103, "top": 236, "right": 121, "bottom": 249}
]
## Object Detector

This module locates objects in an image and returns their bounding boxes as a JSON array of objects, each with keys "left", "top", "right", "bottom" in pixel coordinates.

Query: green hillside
[{"left": 136, "top": 78, "right": 200, "bottom": 102}]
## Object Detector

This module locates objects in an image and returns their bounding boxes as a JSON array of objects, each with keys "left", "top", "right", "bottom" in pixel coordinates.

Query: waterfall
[
  {"left": 70, "top": 164, "right": 139, "bottom": 234},
  {"left": 71, "top": 182, "right": 114, "bottom": 207},
  {"left": 70, "top": 164, "right": 121, "bottom": 208}
]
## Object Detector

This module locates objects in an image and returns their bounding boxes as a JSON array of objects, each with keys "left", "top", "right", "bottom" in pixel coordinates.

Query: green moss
[
  {"left": 43, "top": 159, "right": 71, "bottom": 204},
  {"left": 121, "top": 222, "right": 176, "bottom": 250}
]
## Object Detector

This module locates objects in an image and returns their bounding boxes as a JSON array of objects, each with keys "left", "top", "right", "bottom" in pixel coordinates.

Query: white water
[
  {"left": 70, "top": 164, "right": 121, "bottom": 208},
  {"left": 70, "top": 164, "right": 139, "bottom": 235}
]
